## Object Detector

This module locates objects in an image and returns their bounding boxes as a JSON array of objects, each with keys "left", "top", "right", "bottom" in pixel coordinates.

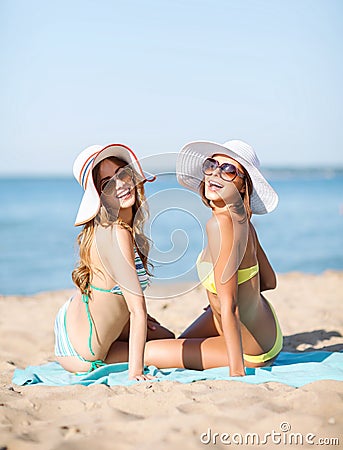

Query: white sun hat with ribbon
[{"left": 73, "top": 143, "right": 156, "bottom": 226}]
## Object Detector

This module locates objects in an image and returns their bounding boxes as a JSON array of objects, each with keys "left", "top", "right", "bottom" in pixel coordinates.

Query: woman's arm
[
  {"left": 207, "top": 215, "right": 245, "bottom": 377},
  {"left": 95, "top": 225, "right": 147, "bottom": 379},
  {"left": 251, "top": 225, "right": 277, "bottom": 291}
]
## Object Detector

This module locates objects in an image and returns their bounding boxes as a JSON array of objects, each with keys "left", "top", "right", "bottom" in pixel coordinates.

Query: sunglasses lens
[
  {"left": 202, "top": 158, "right": 218, "bottom": 175},
  {"left": 220, "top": 163, "right": 238, "bottom": 181},
  {"left": 117, "top": 167, "right": 133, "bottom": 182},
  {"left": 101, "top": 178, "right": 117, "bottom": 194},
  {"left": 101, "top": 168, "right": 133, "bottom": 193}
]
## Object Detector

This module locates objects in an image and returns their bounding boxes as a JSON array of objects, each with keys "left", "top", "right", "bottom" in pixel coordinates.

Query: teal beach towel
[{"left": 12, "top": 352, "right": 343, "bottom": 388}]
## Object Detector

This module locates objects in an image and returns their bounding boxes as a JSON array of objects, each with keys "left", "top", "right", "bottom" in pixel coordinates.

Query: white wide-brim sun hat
[
  {"left": 176, "top": 139, "right": 278, "bottom": 215},
  {"left": 73, "top": 143, "right": 156, "bottom": 226}
]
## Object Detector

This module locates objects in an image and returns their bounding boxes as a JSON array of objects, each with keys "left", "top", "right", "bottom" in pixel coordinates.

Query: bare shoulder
[
  {"left": 206, "top": 213, "right": 233, "bottom": 234},
  {"left": 110, "top": 223, "right": 132, "bottom": 240},
  {"left": 95, "top": 223, "right": 133, "bottom": 256},
  {"left": 206, "top": 214, "right": 234, "bottom": 255}
]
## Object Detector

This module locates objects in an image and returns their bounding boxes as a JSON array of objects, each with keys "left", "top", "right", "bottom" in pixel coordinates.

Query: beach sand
[{"left": 0, "top": 271, "right": 342, "bottom": 449}]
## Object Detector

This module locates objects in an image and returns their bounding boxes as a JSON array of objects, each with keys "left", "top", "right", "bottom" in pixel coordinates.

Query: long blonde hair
[{"left": 72, "top": 157, "right": 152, "bottom": 294}]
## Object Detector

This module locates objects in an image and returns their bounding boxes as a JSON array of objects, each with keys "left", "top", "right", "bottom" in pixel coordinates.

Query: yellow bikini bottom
[{"left": 243, "top": 299, "right": 283, "bottom": 363}]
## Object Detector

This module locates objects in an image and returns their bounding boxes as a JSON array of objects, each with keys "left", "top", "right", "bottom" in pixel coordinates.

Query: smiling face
[
  {"left": 203, "top": 154, "right": 246, "bottom": 207},
  {"left": 96, "top": 157, "right": 136, "bottom": 211}
]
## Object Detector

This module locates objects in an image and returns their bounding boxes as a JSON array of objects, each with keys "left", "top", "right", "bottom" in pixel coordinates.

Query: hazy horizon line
[{"left": 1, "top": 165, "right": 343, "bottom": 179}]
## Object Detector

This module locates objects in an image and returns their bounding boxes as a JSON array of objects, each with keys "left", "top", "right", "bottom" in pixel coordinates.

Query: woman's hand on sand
[{"left": 147, "top": 314, "right": 160, "bottom": 331}]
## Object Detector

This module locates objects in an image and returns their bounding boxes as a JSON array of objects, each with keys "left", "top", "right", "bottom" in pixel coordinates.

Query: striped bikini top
[{"left": 90, "top": 246, "right": 149, "bottom": 296}]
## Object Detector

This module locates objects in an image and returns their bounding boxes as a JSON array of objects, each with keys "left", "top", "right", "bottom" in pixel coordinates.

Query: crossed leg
[
  {"left": 143, "top": 305, "right": 277, "bottom": 370},
  {"left": 144, "top": 334, "right": 229, "bottom": 370},
  {"left": 142, "top": 305, "right": 229, "bottom": 370}
]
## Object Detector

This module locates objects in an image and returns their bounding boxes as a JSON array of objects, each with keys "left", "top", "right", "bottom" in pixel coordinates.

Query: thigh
[
  {"left": 179, "top": 305, "right": 219, "bottom": 339},
  {"left": 144, "top": 335, "right": 229, "bottom": 370}
]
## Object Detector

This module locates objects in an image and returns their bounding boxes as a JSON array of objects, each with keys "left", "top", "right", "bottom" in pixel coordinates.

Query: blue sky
[{"left": 1, "top": 0, "right": 342, "bottom": 175}]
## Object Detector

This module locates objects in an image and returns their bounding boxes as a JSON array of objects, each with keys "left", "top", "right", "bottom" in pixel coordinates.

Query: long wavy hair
[
  {"left": 199, "top": 166, "right": 253, "bottom": 219},
  {"left": 72, "top": 157, "right": 152, "bottom": 294}
]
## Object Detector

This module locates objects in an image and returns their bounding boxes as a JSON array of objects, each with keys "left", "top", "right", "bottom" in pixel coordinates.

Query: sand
[{"left": 0, "top": 271, "right": 342, "bottom": 449}]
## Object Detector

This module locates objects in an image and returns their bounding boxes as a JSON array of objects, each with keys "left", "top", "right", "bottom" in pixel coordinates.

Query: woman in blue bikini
[
  {"left": 54, "top": 144, "right": 174, "bottom": 380},
  {"left": 145, "top": 139, "right": 282, "bottom": 376}
]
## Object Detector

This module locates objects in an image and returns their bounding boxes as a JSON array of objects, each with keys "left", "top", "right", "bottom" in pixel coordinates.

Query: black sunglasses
[{"left": 202, "top": 158, "right": 245, "bottom": 182}]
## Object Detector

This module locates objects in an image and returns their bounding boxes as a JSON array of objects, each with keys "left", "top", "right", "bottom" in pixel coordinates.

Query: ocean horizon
[
  {"left": 1, "top": 165, "right": 343, "bottom": 179},
  {"left": 1, "top": 168, "right": 343, "bottom": 295}
]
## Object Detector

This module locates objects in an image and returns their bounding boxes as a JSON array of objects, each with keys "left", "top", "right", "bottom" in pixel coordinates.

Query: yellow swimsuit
[{"left": 196, "top": 252, "right": 283, "bottom": 363}]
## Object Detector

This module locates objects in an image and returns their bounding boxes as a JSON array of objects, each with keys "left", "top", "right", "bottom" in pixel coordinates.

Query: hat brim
[
  {"left": 176, "top": 141, "right": 278, "bottom": 215},
  {"left": 74, "top": 180, "right": 101, "bottom": 226}
]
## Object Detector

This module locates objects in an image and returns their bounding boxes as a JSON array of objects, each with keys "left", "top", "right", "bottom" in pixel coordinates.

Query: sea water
[{"left": 1, "top": 170, "right": 342, "bottom": 295}]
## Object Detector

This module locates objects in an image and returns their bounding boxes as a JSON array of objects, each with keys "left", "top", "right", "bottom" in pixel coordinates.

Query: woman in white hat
[
  {"left": 54, "top": 144, "right": 174, "bottom": 380},
  {"left": 144, "top": 140, "right": 282, "bottom": 376}
]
